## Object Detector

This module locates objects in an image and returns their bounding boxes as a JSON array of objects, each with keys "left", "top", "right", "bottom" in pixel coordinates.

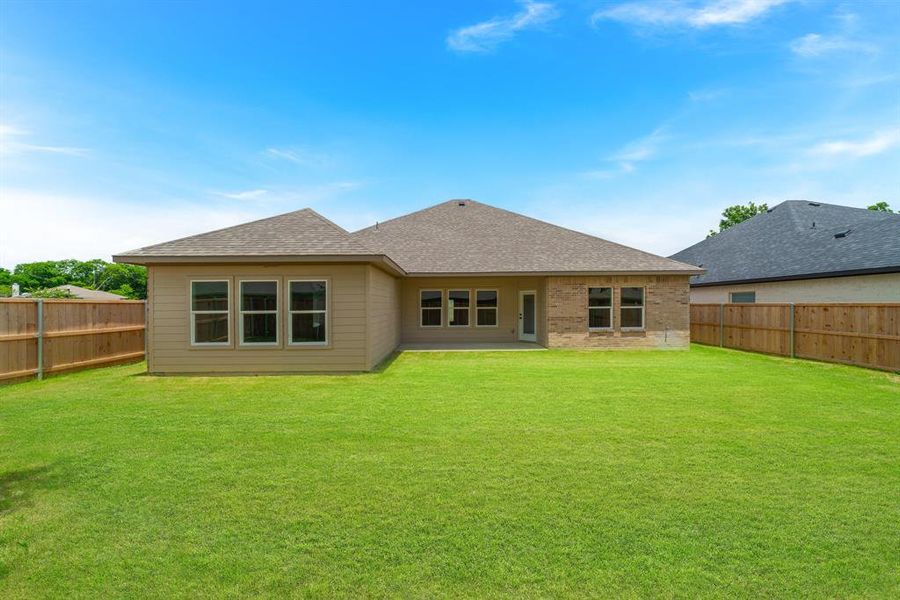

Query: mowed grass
[{"left": 1, "top": 346, "right": 898, "bottom": 598}]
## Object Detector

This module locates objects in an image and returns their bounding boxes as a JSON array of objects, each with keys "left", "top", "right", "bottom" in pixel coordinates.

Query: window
[
  {"left": 448, "top": 290, "right": 470, "bottom": 327},
  {"left": 730, "top": 291, "right": 756, "bottom": 304},
  {"left": 476, "top": 290, "right": 498, "bottom": 327},
  {"left": 289, "top": 280, "right": 327, "bottom": 344},
  {"left": 620, "top": 287, "right": 644, "bottom": 329},
  {"left": 588, "top": 287, "right": 612, "bottom": 330},
  {"left": 191, "top": 280, "right": 230, "bottom": 345},
  {"left": 420, "top": 290, "right": 442, "bottom": 327},
  {"left": 239, "top": 280, "right": 278, "bottom": 345}
]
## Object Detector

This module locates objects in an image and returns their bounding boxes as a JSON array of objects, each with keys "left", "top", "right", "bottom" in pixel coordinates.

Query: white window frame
[
  {"left": 419, "top": 289, "right": 443, "bottom": 328},
  {"left": 475, "top": 289, "right": 499, "bottom": 328},
  {"left": 620, "top": 286, "right": 645, "bottom": 331},
  {"left": 287, "top": 279, "right": 329, "bottom": 346},
  {"left": 189, "top": 279, "right": 231, "bottom": 347},
  {"left": 447, "top": 289, "right": 471, "bottom": 328},
  {"left": 587, "top": 287, "right": 613, "bottom": 331},
  {"left": 730, "top": 291, "right": 757, "bottom": 304},
  {"left": 238, "top": 279, "right": 280, "bottom": 347}
]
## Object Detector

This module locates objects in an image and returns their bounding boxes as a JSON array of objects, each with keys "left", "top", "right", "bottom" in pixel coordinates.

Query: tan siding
[
  {"left": 148, "top": 264, "right": 368, "bottom": 373},
  {"left": 689, "top": 273, "right": 900, "bottom": 303},
  {"left": 400, "top": 277, "right": 546, "bottom": 344},
  {"left": 547, "top": 275, "right": 691, "bottom": 349},
  {"left": 365, "top": 266, "right": 401, "bottom": 369}
]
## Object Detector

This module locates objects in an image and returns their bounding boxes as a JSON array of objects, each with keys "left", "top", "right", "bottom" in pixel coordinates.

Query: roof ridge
[{"left": 352, "top": 199, "right": 477, "bottom": 234}]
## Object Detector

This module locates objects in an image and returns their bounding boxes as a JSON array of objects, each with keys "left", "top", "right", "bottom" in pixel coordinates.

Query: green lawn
[{"left": 1, "top": 346, "right": 898, "bottom": 598}]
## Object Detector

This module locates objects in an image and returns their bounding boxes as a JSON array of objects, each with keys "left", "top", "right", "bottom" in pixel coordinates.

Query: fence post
[
  {"left": 36, "top": 299, "right": 44, "bottom": 380},
  {"left": 789, "top": 303, "right": 795, "bottom": 358},
  {"left": 719, "top": 303, "right": 725, "bottom": 347}
]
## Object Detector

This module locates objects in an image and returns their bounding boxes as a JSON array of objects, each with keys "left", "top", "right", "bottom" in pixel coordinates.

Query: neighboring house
[
  {"left": 114, "top": 199, "right": 702, "bottom": 374},
  {"left": 670, "top": 201, "right": 900, "bottom": 304},
  {"left": 49, "top": 285, "right": 127, "bottom": 300}
]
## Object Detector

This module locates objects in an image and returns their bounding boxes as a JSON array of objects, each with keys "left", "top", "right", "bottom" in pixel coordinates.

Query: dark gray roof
[
  {"left": 670, "top": 201, "right": 900, "bottom": 286},
  {"left": 114, "top": 208, "right": 376, "bottom": 261},
  {"left": 351, "top": 199, "right": 701, "bottom": 274}
]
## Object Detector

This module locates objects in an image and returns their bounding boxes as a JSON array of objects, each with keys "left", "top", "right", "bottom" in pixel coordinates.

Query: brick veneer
[{"left": 546, "top": 275, "right": 691, "bottom": 349}]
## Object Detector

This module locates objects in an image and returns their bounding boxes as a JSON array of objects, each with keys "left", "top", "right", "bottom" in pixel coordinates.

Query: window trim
[
  {"left": 189, "top": 278, "right": 232, "bottom": 347},
  {"left": 474, "top": 288, "right": 499, "bottom": 328},
  {"left": 619, "top": 286, "right": 646, "bottom": 331},
  {"left": 237, "top": 279, "right": 280, "bottom": 347},
  {"left": 447, "top": 289, "right": 472, "bottom": 328},
  {"left": 286, "top": 278, "right": 329, "bottom": 347},
  {"left": 587, "top": 287, "right": 613, "bottom": 332},
  {"left": 419, "top": 289, "right": 443, "bottom": 328}
]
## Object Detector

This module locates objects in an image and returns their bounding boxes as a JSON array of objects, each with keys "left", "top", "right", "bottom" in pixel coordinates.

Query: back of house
[{"left": 114, "top": 199, "right": 703, "bottom": 374}]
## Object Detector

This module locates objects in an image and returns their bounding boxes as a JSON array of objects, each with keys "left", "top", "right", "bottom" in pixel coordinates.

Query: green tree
[
  {"left": 0, "top": 267, "right": 11, "bottom": 286},
  {"left": 10, "top": 259, "right": 147, "bottom": 298},
  {"left": 28, "top": 287, "right": 76, "bottom": 299},
  {"left": 708, "top": 202, "right": 769, "bottom": 237},
  {"left": 867, "top": 201, "right": 894, "bottom": 213}
]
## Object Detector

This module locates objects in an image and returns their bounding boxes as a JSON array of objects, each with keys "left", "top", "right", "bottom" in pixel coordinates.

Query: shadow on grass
[
  {"left": 0, "top": 465, "right": 60, "bottom": 516},
  {"left": 371, "top": 351, "right": 401, "bottom": 373}
]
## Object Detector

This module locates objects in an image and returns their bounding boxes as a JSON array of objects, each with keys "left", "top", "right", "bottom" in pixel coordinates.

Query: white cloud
[
  {"left": 789, "top": 33, "right": 876, "bottom": 57},
  {"left": 212, "top": 189, "right": 269, "bottom": 201},
  {"left": 265, "top": 147, "right": 334, "bottom": 168},
  {"left": 810, "top": 129, "right": 900, "bottom": 158},
  {"left": 0, "top": 190, "right": 258, "bottom": 268},
  {"left": 592, "top": 0, "right": 791, "bottom": 29},
  {"left": 580, "top": 128, "right": 669, "bottom": 180},
  {"left": 0, "top": 123, "right": 89, "bottom": 157},
  {"left": 447, "top": 1, "right": 559, "bottom": 53}
]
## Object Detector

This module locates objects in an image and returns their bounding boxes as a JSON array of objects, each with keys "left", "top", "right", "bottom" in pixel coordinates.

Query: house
[
  {"left": 670, "top": 200, "right": 900, "bottom": 304},
  {"left": 49, "top": 284, "right": 128, "bottom": 300},
  {"left": 113, "top": 199, "right": 703, "bottom": 374}
]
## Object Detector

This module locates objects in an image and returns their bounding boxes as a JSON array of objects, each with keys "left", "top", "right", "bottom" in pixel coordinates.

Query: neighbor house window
[
  {"left": 730, "top": 291, "right": 756, "bottom": 304},
  {"left": 420, "top": 290, "right": 443, "bottom": 327},
  {"left": 620, "top": 287, "right": 644, "bottom": 329},
  {"left": 448, "top": 290, "right": 470, "bottom": 327},
  {"left": 239, "top": 280, "right": 278, "bottom": 345},
  {"left": 191, "top": 280, "right": 230, "bottom": 345},
  {"left": 588, "top": 287, "right": 612, "bottom": 330},
  {"left": 289, "top": 280, "right": 327, "bottom": 345},
  {"left": 476, "top": 290, "right": 498, "bottom": 327}
]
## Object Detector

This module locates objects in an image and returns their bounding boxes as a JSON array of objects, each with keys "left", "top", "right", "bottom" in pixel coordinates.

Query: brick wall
[{"left": 546, "top": 275, "right": 691, "bottom": 349}]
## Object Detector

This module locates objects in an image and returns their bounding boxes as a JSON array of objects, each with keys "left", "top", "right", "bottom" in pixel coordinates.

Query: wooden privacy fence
[
  {"left": 691, "top": 303, "right": 900, "bottom": 371},
  {"left": 0, "top": 299, "right": 145, "bottom": 383}
]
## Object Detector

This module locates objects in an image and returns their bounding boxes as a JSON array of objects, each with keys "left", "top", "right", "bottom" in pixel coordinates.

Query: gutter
[{"left": 690, "top": 266, "right": 900, "bottom": 287}]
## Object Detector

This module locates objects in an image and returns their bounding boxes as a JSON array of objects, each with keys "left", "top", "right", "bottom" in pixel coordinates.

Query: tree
[
  {"left": 28, "top": 287, "right": 76, "bottom": 299},
  {"left": 10, "top": 259, "right": 147, "bottom": 298},
  {"left": 707, "top": 202, "right": 768, "bottom": 237},
  {"left": 0, "top": 267, "right": 11, "bottom": 286},
  {"left": 867, "top": 201, "right": 895, "bottom": 213}
]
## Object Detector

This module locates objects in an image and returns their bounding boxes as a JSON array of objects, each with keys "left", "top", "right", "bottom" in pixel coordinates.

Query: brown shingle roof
[
  {"left": 352, "top": 200, "right": 701, "bottom": 274},
  {"left": 114, "top": 200, "right": 701, "bottom": 275},
  {"left": 114, "top": 208, "right": 376, "bottom": 260}
]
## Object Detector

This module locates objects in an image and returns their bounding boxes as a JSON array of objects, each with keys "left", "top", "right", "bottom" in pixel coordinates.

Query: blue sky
[{"left": 1, "top": 0, "right": 898, "bottom": 268}]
